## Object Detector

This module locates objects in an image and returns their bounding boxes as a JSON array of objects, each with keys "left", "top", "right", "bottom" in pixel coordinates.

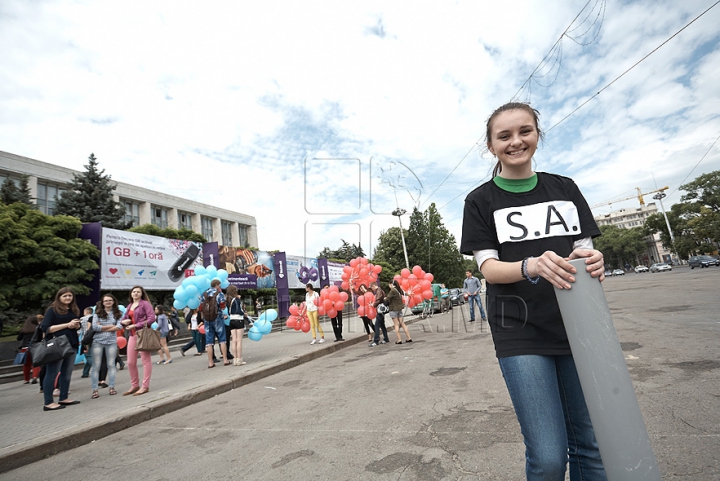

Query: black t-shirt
[{"left": 460, "top": 172, "right": 601, "bottom": 358}]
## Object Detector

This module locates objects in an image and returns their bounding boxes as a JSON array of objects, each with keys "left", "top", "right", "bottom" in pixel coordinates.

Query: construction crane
[{"left": 590, "top": 186, "right": 669, "bottom": 209}]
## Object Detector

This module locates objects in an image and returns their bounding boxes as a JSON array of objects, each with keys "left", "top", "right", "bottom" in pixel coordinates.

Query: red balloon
[
  {"left": 413, "top": 294, "right": 423, "bottom": 305},
  {"left": 401, "top": 268, "right": 410, "bottom": 278},
  {"left": 286, "top": 317, "right": 297, "bottom": 329},
  {"left": 334, "top": 300, "right": 344, "bottom": 311},
  {"left": 357, "top": 305, "right": 365, "bottom": 317},
  {"left": 357, "top": 295, "right": 366, "bottom": 305},
  {"left": 412, "top": 265, "right": 423, "bottom": 277},
  {"left": 364, "top": 291, "right": 374, "bottom": 303},
  {"left": 327, "top": 309, "right": 337, "bottom": 318},
  {"left": 318, "top": 307, "right": 326, "bottom": 316},
  {"left": 349, "top": 259, "right": 359, "bottom": 267},
  {"left": 424, "top": 273, "right": 434, "bottom": 282},
  {"left": 341, "top": 282, "right": 349, "bottom": 291},
  {"left": 422, "top": 289, "right": 433, "bottom": 299},
  {"left": 329, "top": 291, "right": 339, "bottom": 301},
  {"left": 301, "top": 321, "right": 311, "bottom": 333},
  {"left": 116, "top": 337, "right": 127, "bottom": 349},
  {"left": 408, "top": 274, "right": 418, "bottom": 285},
  {"left": 373, "top": 265, "right": 382, "bottom": 274},
  {"left": 359, "top": 268, "right": 368, "bottom": 277},
  {"left": 323, "top": 299, "right": 332, "bottom": 310},
  {"left": 420, "top": 279, "right": 431, "bottom": 290},
  {"left": 198, "top": 325, "right": 206, "bottom": 335},
  {"left": 366, "top": 306, "right": 376, "bottom": 319},
  {"left": 343, "top": 266, "right": 352, "bottom": 274},
  {"left": 289, "top": 304, "right": 299, "bottom": 316}
]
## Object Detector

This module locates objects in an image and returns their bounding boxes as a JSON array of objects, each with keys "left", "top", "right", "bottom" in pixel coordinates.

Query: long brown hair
[
  {"left": 226, "top": 285, "right": 238, "bottom": 298},
  {"left": 485, "top": 102, "right": 543, "bottom": 177},
  {"left": 50, "top": 287, "right": 80, "bottom": 316},
  {"left": 20, "top": 315, "right": 41, "bottom": 333},
  {"left": 96, "top": 294, "right": 122, "bottom": 320},
  {"left": 128, "top": 285, "right": 151, "bottom": 303}
]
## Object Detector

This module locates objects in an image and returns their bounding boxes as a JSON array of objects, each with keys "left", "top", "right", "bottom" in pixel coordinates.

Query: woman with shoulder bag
[
  {"left": 386, "top": 280, "right": 412, "bottom": 344},
  {"left": 17, "top": 315, "right": 42, "bottom": 384},
  {"left": 119, "top": 285, "right": 156, "bottom": 396},
  {"left": 226, "top": 285, "right": 247, "bottom": 365},
  {"left": 41, "top": 287, "right": 82, "bottom": 411}
]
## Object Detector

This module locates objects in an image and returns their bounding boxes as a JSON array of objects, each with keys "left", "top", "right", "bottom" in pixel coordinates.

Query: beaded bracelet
[{"left": 521, "top": 257, "right": 541, "bottom": 284}]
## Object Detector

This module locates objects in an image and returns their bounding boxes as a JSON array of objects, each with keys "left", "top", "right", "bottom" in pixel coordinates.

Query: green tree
[
  {"left": 372, "top": 226, "right": 407, "bottom": 272},
  {"left": 644, "top": 203, "right": 710, "bottom": 259},
  {"left": 405, "top": 203, "right": 465, "bottom": 287},
  {"left": 594, "top": 225, "right": 652, "bottom": 268},
  {"left": 0, "top": 203, "right": 99, "bottom": 312},
  {"left": 128, "top": 224, "right": 207, "bottom": 243},
  {"left": 0, "top": 175, "right": 33, "bottom": 206},
  {"left": 53, "top": 153, "right": 128, "bottom": 229},
  {"left": 317, "top": 240, "right": 365, "bottom": 262}
]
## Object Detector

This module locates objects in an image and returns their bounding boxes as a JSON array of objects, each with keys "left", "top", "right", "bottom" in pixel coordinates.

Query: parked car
[
  {"left": 688, "top": 255, "right": 720, "bottom": 269},
  {"left": 634, "top": 265, "right": 649, "bottom": 273},
  {"left": 604, "top": 269, "right": 613, "bottom": 277},
  {"left": 448, "top": 288, "right": 465, "bottom": 306},
  {"left": 650, "top": 262, "right": 672, "bottom": 273},
  {"left": 612, "top": 269, "right": 625, "bottom": 276}
]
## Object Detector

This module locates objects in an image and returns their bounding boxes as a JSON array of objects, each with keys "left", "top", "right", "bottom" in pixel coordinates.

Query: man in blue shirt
[{"left": 463, "top": 270, "right": 486, "bottom": 323}]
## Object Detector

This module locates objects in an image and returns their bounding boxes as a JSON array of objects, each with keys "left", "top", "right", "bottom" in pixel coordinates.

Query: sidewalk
[{"left": 0, "top": 313, "right": 430, "bottom": 474}]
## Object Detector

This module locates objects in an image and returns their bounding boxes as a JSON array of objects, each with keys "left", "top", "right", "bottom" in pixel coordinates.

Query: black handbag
[
  {"left": 29, "top": 327, "right": 75, "bottom": 367},
  {"left": 81, "top": 327, "right": 95, "bottom": 347}
]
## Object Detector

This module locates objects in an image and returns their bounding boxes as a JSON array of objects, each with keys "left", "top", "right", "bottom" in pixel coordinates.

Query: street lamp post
[
  {"left": 653, "top": 192, "right": 677, "bottom": 263},
  {"left": 392, "top": 207, "right": 410, "bottom": 270}
]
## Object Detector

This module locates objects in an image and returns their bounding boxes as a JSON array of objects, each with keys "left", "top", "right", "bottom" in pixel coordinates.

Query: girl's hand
[
  {"left": 531, "top": 251, "right": 578, "bottom": 290},
  {"left": 569, "top": 248, "right": 605, "bottom": 282}
]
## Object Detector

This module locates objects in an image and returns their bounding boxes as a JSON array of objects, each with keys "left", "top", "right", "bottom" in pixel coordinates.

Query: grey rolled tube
[{"left": 554, "top": 259, "right": 661, "bottom": 480}]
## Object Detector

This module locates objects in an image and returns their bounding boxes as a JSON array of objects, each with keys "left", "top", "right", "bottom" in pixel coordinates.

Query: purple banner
[
  {"left": 227, "top": 273, "right": 258, "bottom": 289},
  {"left": 203, "top": 242, "right": 219, "bottom": 268},
  {"left": 317, "top": 258, "right": 330, "bottom": 288},
  {"left": 273, "top": 252, "right": 290, "bottom": 318},
  {"left": 77, "top": 222, "right": 103, "bottom": 310}
]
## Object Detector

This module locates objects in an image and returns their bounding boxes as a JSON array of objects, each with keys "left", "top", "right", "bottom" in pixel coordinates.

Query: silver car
[{"left": 650, "top": 263, "right": 672, "bottom": 273}]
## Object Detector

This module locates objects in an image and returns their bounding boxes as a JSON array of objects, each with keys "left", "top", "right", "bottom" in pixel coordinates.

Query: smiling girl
[{"left": 461, "top": 102, "right": 607, "bottom": 480}]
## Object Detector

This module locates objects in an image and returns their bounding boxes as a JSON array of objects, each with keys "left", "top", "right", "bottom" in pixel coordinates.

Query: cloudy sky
[{"left": 1, "top": 0, "right": 719, "bottom": 259}]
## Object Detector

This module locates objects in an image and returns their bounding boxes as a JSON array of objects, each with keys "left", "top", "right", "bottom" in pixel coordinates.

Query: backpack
[{"left": 202, "top": 291, "right": 219, "bottom": 321}]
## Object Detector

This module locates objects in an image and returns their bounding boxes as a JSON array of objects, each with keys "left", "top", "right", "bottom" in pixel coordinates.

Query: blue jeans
[
  {"left": 82, "top": 353, "right": 92, "bottom": 377},
  {"left": 467, "top": 294, "right": 486, "bottom": 321},
  {"left": 373, "top": 312, "right": 389, "bottom": 343},
  {"left": 91, "top": 343, "right": 118, "bottom": 390},
  {"left": 498, "top": 355, "right": 606, "bottom": 481},
  {"left": 43, "top": 353, "right": 75, "bottom": 406}
]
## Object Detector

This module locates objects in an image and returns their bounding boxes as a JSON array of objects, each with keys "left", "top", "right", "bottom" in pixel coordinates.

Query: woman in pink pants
[{"left": 120, "top": 286, "right": 155, "bottom": 396}]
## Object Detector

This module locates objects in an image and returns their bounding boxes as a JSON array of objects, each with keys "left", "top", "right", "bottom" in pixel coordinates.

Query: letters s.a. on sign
[{"left": 493, "top": 201, "right": 580, "bottom": 244}]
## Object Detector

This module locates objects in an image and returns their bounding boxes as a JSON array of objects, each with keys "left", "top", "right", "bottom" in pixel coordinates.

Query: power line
[
  {"left": 545, "top": 0, "right": 720, "bottom": 133},
  {"left": 667, "top": 132, "right": 720, "bottom": 198}
]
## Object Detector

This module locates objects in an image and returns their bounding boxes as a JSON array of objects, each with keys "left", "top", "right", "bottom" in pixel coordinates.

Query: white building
[
  {"left": 0, "top": 150, "right": 258, "bottom": 247},
  {"left": 593, "top": 203, "right": 673, "bottom": 264}
]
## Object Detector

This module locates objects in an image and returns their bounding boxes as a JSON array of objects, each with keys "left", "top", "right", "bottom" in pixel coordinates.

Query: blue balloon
[
  {"left": 220, "top": 279, "right": 230, "bottom": 289},
  {"left": 221, "top": 307, "right": 228, "bottom": 317},
  {"left": 185, "top": 284, "right": 198, "bottom": 298},
  {"left": 206, "top": 265, "right": 218, "bottom": 277},
  {"left": 257, "top": 319, "right": 272, "bottom": 335},
  {"left": 258, "top": 312, "right": 266, "bottom": 322},
  {"left": 248, "top": 329, "right": 263, "bottom": 342},
  {"left": 224, "top": 317, "right": 230, "bottom": 326},
  {"left": 264, "top": 309, "right": 278, "bottom": 322},
  {"left": 187, "top": 297, "right": 200, "bottom": 309},
  {"left": 118, "top": 305, "right": 126, "bottom": 313},
  {"left": 217, "top": 269, "right": 229, "bottom": 280},
  {"left": 194, "top": 265, "right": 207, "bottom": 276},
  {"left": 173, "top": 299, "right": 185, "bottom": 310},
  {"left": 181, "top": 277, "right": 193, "bottom": 288}
]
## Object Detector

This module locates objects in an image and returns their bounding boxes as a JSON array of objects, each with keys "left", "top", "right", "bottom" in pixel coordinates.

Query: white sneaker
[
  {"left": 310, "top": 339, "right": 317, "bottom": 345},
  {"left": 318, "top": 338, "right": 325, "bottom": 344}
]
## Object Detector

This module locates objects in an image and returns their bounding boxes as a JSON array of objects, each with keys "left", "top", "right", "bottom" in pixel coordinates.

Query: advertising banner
[
  {"left": 218, "top": 246, "right": 276, "bottom": 288},
  {"left": 100, "top": 228, "right": 203, "bottom": 290},
  {"left": 286, "top": 255, "right": 320, "bottom": 289},
  {"left": 327, "top": 261, "right": 346, "bottom": 287},
  {"left": 273, "top": 252, "right": 290, "bottom": 318}
]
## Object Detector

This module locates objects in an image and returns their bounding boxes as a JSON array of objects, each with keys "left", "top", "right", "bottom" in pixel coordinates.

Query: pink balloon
[
  {"left": 350, "top": 259, "right": 359, "bottom": 267},
  {"left": 364, "top": 291, "right": 374, "bottom": 303},
  {"left": 116, "top": 337, "right": 127, "bottom": 349},
  {"left": 424, "top": 273, "right": 434, "bottom": 282},
  {"left": 420, "top": 279, "right": 431, "bottom": 290},
  {"left": 341, "top": 282, "right": 349, "bottom": 291},
  {"left": 289, "top": 304, "right": 299, "bottom": 316},
  {"left": 339, "top": 292, "right": 349, "bottom": 302},
  {"left": 334, "top": 300, "right": 344, "bottom": 311},
  {"left": 198, "top": 325, "right": 206, "bottom": 335},
  {"left": 329, "top": 291, "right": 339, "bottom": 301},
  {"left": 413, "top": 294, "right": 423, "bottom": 305},
  {"left": 422, "top": 289, "right": 433, "bottom": 299},
  {"left": 286, "top": 317, "right": 297, "bottom": 329},
  {"left": 366, "top": 306, "right": 376, "bottom": 319},
  {"left": 359, "top": 268, "right": 368, "bottom": 277},
  {"left": 323, "top": 299, "right": 332, "bottom": 310},
  {"left": 401, "top": 268, "right": 410, "bottom": 278},
  {"left": 373, "top": 265, "right": 382, "bottom": 274},
  {"left": 360, "top": 257, "right": 369, "bottom": 265},
  {"left": 412, "top": 265, "right": 423, "bottom": 277},
  {"left": 357, "top": 295, "right": 366, "bottom": 305},
  {"left": 343, "top": 266, "right": 352, "bottom": 274},
  {"left": 294, "top": 320, "right": 302, "bottom": 331},
  {"left": 301, "top": 322, "right": 311, "bottom": 333},
  {"left": 329, "top": 285, "right": 339, "bottom": 292},
  {"left": 408, "top": 274, "right": 418, "bottom": 286},
  {"left": 327, "top": 309, "right": 337, "bottom": 318},
  {"left": 357, "top": 305, "right": 365, "bottom": 317},
  {"left": 318, "top": 306, "right": 326, "bottom": 316}
]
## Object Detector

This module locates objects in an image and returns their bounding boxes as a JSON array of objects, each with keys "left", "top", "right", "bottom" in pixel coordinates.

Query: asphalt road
[{"left": 2, "top": 266, "right": 719, "bottom": 480}]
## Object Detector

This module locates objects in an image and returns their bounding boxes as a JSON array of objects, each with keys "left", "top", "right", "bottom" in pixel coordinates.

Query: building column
[
  {"left": 139, "top": 202, "right": 152, "bottom": 226},
  {"left": 169, "top": 207, "right": 178, "bottom": 229},
  {"left": 193, "top": 213, "right": 202, "bottom": 237}
]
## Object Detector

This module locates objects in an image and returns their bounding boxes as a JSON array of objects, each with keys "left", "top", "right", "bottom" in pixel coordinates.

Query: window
[
  {"left": 36, "top": 182, "right": 66, "bottom": 215},
  {"left": 0, "top": 173, "right": 21, "bottom": 188},
  {"left": 201, "top": 216, "right": 213, "bottom": 240},
  {"left": 221, "top": 221, "right": 233, "bottom": 246},
  {"left": 152, "top": 206, "right": 168, "bottom": 228},
  {"left": 238, "top": 224, "right": 248, "bottom": 247},
  {"left": 123, "top": 201, "right": 140, "bottom": 227},
  {"left": 178, "top": 211, "right": 193, "bottom": 230}
]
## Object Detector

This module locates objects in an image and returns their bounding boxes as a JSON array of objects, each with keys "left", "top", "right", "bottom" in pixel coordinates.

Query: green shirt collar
[{"left": 493, "top": 173, "right": 538, "bottom": 193}]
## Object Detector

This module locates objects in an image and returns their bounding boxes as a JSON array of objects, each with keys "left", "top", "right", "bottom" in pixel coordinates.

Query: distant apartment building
[
  {"left": 0, "top": 150, "right": 258, "bottom": 247},
  {"left": 594, "top": 203, "right": 673, "bottom": 264}
]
